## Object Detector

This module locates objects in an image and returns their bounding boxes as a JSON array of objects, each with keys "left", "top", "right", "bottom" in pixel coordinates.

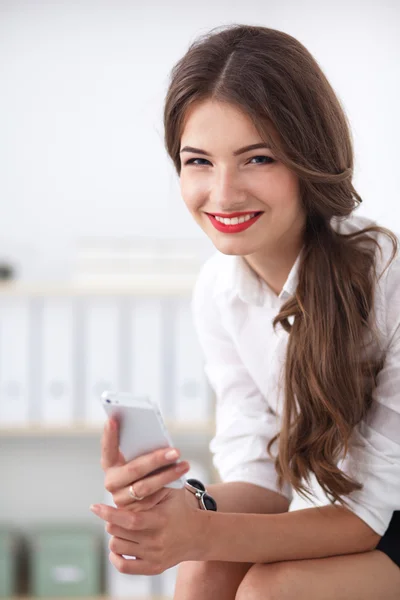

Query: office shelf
[
  {"left": 0, "top": 276, "right": 197, "bottom": 297},
  {"left": 0, "top": 420, "right": 216, "bottom": 438}
]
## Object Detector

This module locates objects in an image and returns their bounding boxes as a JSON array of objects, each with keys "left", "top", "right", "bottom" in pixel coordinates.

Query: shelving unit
[
  {"left": 0, "top": 276, "right": 198, "bottom": 297},
  {"left": 0, "top": 276, "right": 216, "bottom": 438},
  {"left": 0, "top": 420, "right": 216, "bottom": 437},
  {"left": 0, "top": 275, "right": 217, "bottom": 599}
]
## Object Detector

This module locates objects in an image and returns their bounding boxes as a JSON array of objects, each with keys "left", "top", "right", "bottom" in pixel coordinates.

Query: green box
[
  {"left": 0, "top": 528, "right": 17, "bottom": 597},
  {"left": 29, "top": 526, "right": 102, "bottom": 597}
]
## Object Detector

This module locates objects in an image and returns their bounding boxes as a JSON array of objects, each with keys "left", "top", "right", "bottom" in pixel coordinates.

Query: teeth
[{"left": 215, "top": 213, "right": 256, "bottom": 225}]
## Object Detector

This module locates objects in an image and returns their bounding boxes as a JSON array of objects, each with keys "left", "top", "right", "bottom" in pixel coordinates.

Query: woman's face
[{"left": 179, "top": 99, "right": 306, "bottom": 258}]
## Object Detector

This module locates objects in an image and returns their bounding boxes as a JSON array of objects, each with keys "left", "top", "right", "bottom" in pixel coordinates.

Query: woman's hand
[
  {"left": 90, "top": 485, "right": 209, "bottom": 575},
  {"left": 100, "top": 417, "right": 190, "bottom": 511}
]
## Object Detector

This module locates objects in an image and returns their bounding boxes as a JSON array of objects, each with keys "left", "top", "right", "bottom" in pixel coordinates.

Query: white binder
[
  {"left": 83, "top": 298, "right": 121, "bottom": 425},
  {"left": 130, "top": 298, "right": 164, "bottom": 413},
  {"left": 41, "top": 298, "right": 75, "bottom": 425},
  {"left": 0, "top": 298, "right": 30, "bottom": 426},
  {"left": 174, "top": 299, "right": 212, "bottom": 423}
]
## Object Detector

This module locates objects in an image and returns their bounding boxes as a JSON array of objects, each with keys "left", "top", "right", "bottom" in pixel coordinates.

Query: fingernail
[
  {"left": 165, "top": 449, "right": 179, "bottom": 460},
  {"left": 175, "top": 462, "right": 189, "bottom": 472},
  {"left": 90, "top": 504, "right": 100, "bottom": 513}
]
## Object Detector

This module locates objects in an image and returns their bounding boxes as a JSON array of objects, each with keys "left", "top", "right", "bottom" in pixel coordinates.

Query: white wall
[{"left": 0, "top": 0, "right": 399, "bottom": 279}]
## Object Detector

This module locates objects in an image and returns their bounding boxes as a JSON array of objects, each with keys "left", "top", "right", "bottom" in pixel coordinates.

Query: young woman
[{"left": 92, "top": 24, "right": 400, "bottom": 599}]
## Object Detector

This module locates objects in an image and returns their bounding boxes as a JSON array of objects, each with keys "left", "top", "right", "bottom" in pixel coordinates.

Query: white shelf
[
  {"left": 0, "top": 275, "right": 198, "bottom": 297},
  {"left": 0, "top": 420, "right": 215, "bottom": 438}
]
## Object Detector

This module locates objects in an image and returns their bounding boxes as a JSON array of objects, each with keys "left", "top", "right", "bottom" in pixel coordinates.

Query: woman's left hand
[{"left": 90, "top": 484, "right": 208, "bottom": 575}]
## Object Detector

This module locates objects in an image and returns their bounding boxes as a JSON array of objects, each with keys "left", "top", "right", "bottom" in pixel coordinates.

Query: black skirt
[{"left": 376, "top": 511, "right": 400, "bottom": 568}]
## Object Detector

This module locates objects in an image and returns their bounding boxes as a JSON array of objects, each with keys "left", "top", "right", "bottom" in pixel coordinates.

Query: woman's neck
[{"left": 244, "top": 238, "right": 303, "bottom": 298}]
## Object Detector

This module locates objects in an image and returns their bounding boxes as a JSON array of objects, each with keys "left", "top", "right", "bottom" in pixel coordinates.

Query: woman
[{"left": 91, "top": 24, "right": 400, "bottom": 599}]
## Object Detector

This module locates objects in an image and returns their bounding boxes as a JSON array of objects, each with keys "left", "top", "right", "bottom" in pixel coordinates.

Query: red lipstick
[{"left": 206, "top": 211, "right": 263, "bottom": 234}]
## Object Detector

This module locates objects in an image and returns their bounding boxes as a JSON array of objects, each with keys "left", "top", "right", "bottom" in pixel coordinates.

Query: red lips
[{"left": 206, "top": 212, "right": 263, "bottom": 234}]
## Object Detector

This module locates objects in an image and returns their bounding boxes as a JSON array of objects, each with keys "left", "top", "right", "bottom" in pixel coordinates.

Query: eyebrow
[{"left": 179, "top": 142, "right": 272, "bottom": 157}]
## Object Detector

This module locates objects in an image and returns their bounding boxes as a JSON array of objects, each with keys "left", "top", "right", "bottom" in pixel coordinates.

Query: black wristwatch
[{"left": 185, "top": 478, "right": 218, "bottom": 511}]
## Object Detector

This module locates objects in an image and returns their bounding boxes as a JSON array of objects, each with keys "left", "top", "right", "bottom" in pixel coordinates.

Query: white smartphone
[{"left": 100, "top": 390, "right": 186, "bottom": 489}]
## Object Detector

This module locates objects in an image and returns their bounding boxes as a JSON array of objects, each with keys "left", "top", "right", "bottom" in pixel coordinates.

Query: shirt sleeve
[
  {"left": 191, "top": 258, "right": 293, "bottom": 501},
  {"left": 338, "top": 253, "right": 400, "bottom": 536}
]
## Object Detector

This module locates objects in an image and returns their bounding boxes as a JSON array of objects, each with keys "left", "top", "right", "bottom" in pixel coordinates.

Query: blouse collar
[{"left": 213, "top": 248, "right": 303, "bottom": 307}]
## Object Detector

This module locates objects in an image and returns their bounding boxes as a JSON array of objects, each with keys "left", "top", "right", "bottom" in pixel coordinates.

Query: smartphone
[{"left": 100, "top": 390, "right": 186, "bottom": 489}]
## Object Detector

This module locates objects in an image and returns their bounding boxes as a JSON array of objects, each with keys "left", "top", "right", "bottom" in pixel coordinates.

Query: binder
[
  {"left": 83, "top": 298, "right": 121, "bottom": 425},
  {"left": 41, "top": 298, "right": 75, "bottom": 425},
  {"left": 174, "top": 299, "right": 212, "bottom": 423},
  {"left": 0, "top": 299, "right": 30, "bottom": 426},
  {"left": 130, "top": 298, "right": 164, "bottom": 414}
]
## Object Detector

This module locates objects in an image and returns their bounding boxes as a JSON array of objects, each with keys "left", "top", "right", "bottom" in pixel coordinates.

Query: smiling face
[{"left": 179, "top": 99, "right": 306, "bottom": 259}]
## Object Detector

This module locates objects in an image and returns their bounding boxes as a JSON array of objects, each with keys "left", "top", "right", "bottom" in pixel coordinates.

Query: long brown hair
[{"left": 163, "top": 24, "right": 398, "bottom": 505}]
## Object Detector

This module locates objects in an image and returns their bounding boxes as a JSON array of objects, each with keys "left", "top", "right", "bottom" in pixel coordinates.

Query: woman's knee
[
  {"left": 174, "top": 560, "right": 253, "bottom": 599},
  {"left": 235, "top": 562, "right": 294, "bottom": 600}
]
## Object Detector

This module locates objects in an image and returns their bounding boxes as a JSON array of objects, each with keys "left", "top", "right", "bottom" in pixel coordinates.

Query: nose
[{"left": 209, "top": 167, "right": 247, "bottom": 212}]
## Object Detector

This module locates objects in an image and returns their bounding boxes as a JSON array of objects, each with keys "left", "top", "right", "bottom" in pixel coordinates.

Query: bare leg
[
  {"left": 235, "top": 550, "right": 400, "bottom": 600},
  {"left": 173, "top": 560, "right": 254, "bottom": 600}
]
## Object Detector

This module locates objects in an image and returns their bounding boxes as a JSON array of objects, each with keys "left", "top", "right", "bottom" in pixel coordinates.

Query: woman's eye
[
  {"left": 184, "top": 158, "right": 211, "bottom": 166},
  {"left": 183, "top": 155, "right": 275, "bottom": 167},
  {"left": 249, "top": 155, "right": 275, "bottom": 165}
]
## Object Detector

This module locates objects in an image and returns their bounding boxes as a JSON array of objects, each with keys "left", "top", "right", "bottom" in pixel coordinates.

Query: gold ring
[{"left": 129, "top": 484, "right": 145, "bottom": 501}]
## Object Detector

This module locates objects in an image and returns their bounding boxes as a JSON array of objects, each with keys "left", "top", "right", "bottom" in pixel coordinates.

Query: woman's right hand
[{"left": 101, "top": 418, "right": 191, "bottom": 512}]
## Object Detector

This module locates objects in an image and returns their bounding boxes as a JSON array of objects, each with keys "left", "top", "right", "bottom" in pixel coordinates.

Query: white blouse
[{"left": 192, "top": 212, "right": 400, "bottom": 536}]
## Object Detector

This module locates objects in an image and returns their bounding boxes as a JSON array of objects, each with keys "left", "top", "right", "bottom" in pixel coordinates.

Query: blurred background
[{"left": 0, "top": 0, "right": 399, "bottom": 598}]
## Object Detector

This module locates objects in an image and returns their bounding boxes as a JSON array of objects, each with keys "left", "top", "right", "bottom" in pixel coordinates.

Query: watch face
[
  {"left": 186, "top": 479, "right": 217, "bottom": 510},
  {"left": 203, "top": 493, "right": 217, "bottom": 511},
  {"left": 187, "top": 478, "right": 206, "bottom": 492}
]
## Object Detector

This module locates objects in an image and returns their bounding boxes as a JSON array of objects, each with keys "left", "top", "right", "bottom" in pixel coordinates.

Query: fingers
[
  {"left": 109, "top": 534, "right": 141, "bottom": 558},
  {"left": 101, "top": 419, "right": 123, "bottom": 471},
  {"left": 106, "top": 522, "right": 142, "bottom": 542},
  {"left": 90, "top": 503, "right": 157, "bottom": 531},
  {"left": 116, "top": 487, "right": 168, "bottom": 512},
  {"left": 104, "top": 446, "right": 185, "bottom": 494},
  {"left": 113, "top": 461, "right": 190, "bottom": 507},
  {"left": 109, "top": 551, "right": 160, "bottom": 576}
]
